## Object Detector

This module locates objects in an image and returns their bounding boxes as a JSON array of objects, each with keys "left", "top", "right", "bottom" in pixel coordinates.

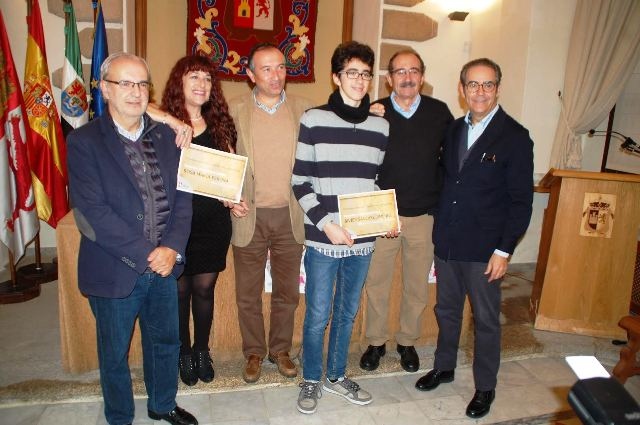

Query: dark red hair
[{"left": 160, "top": 55, "right": 236, "bottom": 152}]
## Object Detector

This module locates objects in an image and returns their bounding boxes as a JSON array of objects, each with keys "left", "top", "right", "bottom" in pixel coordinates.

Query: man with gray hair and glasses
[
  {"left": 415, "top": 57, "right": 533, "bottom": 420},
  {"left": 360, "top": 49, "right": 452, "bottom": 374},
  {"left": 67, "top": 52, "right": 197, "bottom": 425}
]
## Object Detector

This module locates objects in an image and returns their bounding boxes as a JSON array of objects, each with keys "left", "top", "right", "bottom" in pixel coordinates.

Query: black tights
[{"left": 177, "top": 272, "right": 218, "bottom": 355}]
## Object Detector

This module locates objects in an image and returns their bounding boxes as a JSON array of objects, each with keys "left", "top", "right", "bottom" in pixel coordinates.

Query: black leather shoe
[
  {"left": 194, "top": 350, "right": 215, "bottom": 383},
  {"left": 359, "top": 344, "right": 386, "bottom": 371},
  {"left": 178, "top": 354, "right": 198, "bottom": 386},
  {"left": 466, "top": 389, "right": 495, "bottom": 419},
  {"left": 415, "top": 369, "right": 455, "bottom": 391},
  {"left": 397, "top": 344, "right": 419, "bottom": 372},
  {"left": 148, "top": 406, "right": 198, "bottom": 425}
]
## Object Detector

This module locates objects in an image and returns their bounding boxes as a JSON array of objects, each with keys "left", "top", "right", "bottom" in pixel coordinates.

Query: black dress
[{"left": 182, "top": 128, "right": 232, "bottom": 275}]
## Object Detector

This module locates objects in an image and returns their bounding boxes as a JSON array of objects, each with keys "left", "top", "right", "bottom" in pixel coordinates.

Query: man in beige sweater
[{"left": 228, "top": 43, "right": 313, "bottom": 383}]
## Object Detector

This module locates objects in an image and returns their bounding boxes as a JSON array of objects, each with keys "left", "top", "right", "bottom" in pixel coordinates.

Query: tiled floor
[{"left": 2, "top": 355, "right": 639, "bottom": 424}]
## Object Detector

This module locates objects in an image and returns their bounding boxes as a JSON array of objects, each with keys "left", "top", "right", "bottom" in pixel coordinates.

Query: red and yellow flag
[
  {"left": 23, "top": 0, "right": 69, "bottom": 228},
  {"left": 0, "top": 10, "right": 39, "bottom": 263}
]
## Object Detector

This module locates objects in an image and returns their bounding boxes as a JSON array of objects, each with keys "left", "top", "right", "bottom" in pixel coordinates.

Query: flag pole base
[
  {"left": 17, "top": 258, "right": 58, "bottom": 285},
  {"left": 0, "top": 279, "right": 41, "bottom": 304}
]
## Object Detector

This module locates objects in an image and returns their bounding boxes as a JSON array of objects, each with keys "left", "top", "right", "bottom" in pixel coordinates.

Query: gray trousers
[{"left": 433, "top": 256, "right": 502, "bottom": 391}]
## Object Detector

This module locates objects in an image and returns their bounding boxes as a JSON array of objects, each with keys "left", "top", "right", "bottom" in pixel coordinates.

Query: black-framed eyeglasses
[
  {"left": 465, "top": 81, "right": 497, "bottom": 93},
  {"left": 390, "top": 68, "right": 422, "bottom": 77},
  {"left": 104, "top": 79, "right": 152, "bottom": 91},
  {"left": 338, "top": 70, "right": 374, "bottom": 81}
]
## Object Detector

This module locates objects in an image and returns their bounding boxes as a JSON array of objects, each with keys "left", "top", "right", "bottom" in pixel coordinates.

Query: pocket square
[{"left": 481, "top": 153, "right": 496, "bottom": 163}]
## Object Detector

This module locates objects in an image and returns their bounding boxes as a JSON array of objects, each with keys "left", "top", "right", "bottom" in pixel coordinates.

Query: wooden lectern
[{"left": 530, "top": 169, "right": 640, "bottom": 339}]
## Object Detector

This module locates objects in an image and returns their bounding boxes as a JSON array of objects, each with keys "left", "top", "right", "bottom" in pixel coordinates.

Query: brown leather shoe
[
  {"left": 268, "top": 352, "right": 298, "bottom": 378},
  {"left": 242, "top": 354, "right": 262, "bottom": 383}
]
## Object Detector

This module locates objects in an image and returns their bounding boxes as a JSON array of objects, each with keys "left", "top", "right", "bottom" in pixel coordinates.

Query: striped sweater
[{"left": 291, "top": 103, "right": 389, "bottom": 256}]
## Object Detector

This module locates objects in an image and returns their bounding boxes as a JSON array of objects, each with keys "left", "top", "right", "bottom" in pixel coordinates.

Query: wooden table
[{"left": 56, "top": 211, "right": 466, "bottom": 373}]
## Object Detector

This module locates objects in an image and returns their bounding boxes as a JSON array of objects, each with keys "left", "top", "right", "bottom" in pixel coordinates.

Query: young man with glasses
[
  {"left": 360, "top": 49, "right": 453, "bottom": 374},
  {"left": 67, "top": 52, "right": 197, "bottom": 425},
  {"left": 291, "top": 41, "right": 390, "bottom": 414},
  {"left": 415, "top": 58, "right": 533, "bottom": 420}
]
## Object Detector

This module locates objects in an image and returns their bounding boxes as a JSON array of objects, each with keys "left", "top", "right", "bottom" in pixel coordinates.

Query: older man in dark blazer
[
  {"left": 415, "top": 58, "right": 533, "bottom": 420},
  {"left": 67, "top": 52, "right": 196, "bottom": 425}
]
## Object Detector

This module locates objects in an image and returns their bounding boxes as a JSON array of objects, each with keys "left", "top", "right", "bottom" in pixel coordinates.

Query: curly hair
[
  {"left": 330, "top": 41, "right": 375, "bottom": 75},
  {"left": 160, "top": 55, "right": 237, "bottom": 152}
]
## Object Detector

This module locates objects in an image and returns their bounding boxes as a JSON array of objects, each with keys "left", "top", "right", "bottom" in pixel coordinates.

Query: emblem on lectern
[{"left": 580, "top": 193, "right": 616, "bottom": 238}]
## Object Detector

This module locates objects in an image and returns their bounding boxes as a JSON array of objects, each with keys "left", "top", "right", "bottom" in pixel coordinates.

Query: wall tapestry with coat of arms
[{"left": 187, "top": 0, "right": 317, "bottom": 82}]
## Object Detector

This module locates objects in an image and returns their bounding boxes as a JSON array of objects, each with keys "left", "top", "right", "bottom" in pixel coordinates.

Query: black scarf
[{"left": 328, "top": 89, "right": 370, "bottom": 124}]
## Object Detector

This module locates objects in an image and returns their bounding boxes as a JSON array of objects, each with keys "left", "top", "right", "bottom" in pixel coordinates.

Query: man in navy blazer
[
  {"left": 415, "top": 58, "right": 533, "bottom": 419},
  {"left": 67, "top": 52, "right": 196, "bottom": 425}
]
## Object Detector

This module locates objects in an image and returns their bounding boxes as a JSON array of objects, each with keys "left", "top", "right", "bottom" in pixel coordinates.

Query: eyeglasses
[
  {"left": 465, "top": 81, "right": 497, "bottom": 93},
  {"left": 338, "top": 70, "right": 374, "bottom": 81},
  {"left": 390, "top": 68, "right": 422, "bottom": 77},
  {"left": 104, "top": 79, "right": 152, "bottom": 91}
]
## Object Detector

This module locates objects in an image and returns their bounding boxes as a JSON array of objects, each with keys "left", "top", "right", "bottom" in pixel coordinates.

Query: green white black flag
[{"left": 61, "top": 1, "right": 88, "bottom": 135}]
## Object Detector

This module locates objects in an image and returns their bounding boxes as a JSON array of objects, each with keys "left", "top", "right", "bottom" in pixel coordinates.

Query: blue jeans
[
  {"left": 302, "top": 248, "right": 372, "bottom": 381},
  {"left": 89, "top": 273, "right": 180, "bottom": 425}
]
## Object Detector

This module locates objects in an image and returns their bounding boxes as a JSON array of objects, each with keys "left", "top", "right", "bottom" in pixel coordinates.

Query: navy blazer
[
  {"left": 433, "top": 106, "right": 533, "bottom": 262},
  {"left": 67, "top": 114, "right": 192, "bottom": 298}
]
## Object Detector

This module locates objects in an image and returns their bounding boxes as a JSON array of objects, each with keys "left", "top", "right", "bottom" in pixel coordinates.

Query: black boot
[
  {"left": 179, "top": 353, "right": 198, "bottom": 386},
  {"left": 194, "top": 350, "right": 215, "bottom": 383}
]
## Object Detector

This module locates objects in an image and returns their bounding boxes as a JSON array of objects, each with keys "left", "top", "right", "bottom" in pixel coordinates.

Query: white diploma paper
[
  {"left": 338, "top": 189, "right": 400, "bottom": 239},
  {"left": 177, "top": 144, "right": 247, "bottom": 203}
]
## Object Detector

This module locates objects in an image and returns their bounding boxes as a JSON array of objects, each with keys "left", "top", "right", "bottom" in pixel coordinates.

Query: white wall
[
  {"left": 521, "top": 0, "right": 576, "bottom": 173},
  {"left": 515, "top": 0, "right": 576, "bottom": 262}
]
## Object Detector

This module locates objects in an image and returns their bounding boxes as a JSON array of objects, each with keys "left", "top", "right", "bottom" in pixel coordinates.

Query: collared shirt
[
  {"left": 114, "top": 117, "right": 144, "bottom": 141},
  {"left": 463, "top": 104, "right": 509, "bottom": 259},
  {"left": 252, "top": 88, "right": 286, "bottom": 115},
  {"left": 390, "top": 92, "right": 421, "bottom": 118},
  {"left": 465, "top": 104, "right": 499, "bottom": 149}
]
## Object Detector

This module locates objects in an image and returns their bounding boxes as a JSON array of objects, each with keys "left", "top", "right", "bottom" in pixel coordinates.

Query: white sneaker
[
  {"left": 297, "top": 380, "right": 322, "bottom": 414},
  {"left": 322, "top": 376, "right": 372, "bottom": 405}
]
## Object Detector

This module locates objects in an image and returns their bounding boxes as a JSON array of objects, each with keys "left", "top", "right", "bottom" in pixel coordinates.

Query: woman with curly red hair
[{"left": 159, "top": 55, "right": 237, "bottom": 386}]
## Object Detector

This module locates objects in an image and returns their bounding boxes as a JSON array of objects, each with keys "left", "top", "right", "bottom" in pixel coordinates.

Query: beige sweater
[{"left": 228, "top": 92, "right": 314, "bottom": 247}]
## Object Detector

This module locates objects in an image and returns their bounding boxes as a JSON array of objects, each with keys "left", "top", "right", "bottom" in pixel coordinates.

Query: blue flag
[{"left": 89, "top": 0, "right": 108, "bottom": 120}]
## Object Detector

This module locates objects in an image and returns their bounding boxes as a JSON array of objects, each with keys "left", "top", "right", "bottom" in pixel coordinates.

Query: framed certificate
[
  {"left": 338, "top": 189, "right": 400, "bottom": 239},
  {"left": 177, "top": 144, "right": 248, "bottom": 203}
]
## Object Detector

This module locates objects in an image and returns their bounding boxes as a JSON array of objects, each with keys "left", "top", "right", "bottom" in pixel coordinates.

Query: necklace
[{"left": 190, "top": 115, "right": 203, "bottom": 122}]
